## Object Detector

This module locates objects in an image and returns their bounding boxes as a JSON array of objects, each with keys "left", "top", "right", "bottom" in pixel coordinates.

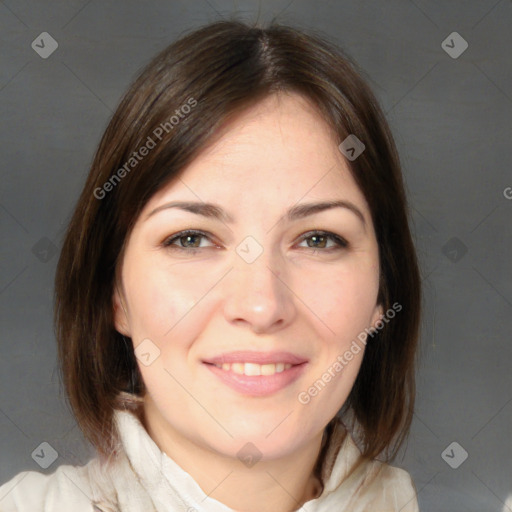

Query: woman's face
[{"left": 114, "top": 92, "right": 383, "bottom": 462}]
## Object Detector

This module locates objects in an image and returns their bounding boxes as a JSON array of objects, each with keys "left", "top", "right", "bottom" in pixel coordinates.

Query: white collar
[{"left": 91, "top": 408, "right": 418, "bottom": 512}]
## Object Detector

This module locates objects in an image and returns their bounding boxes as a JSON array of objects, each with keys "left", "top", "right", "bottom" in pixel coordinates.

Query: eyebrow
[{"left": 145, "top": 199, "right": 366, "bottom": 228}]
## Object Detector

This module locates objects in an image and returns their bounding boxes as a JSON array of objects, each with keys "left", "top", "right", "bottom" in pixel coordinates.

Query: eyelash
[{"left": 161, "top": 229, "right": 349, "bottom": 254}]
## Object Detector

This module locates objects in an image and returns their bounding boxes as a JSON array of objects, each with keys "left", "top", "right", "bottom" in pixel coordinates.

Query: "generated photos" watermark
[
  {"left": 298, "top": 302, "right": 402, "bottom": 404},
  {"left": 94, "top": 97, "right": 197, "bottom": 200}
]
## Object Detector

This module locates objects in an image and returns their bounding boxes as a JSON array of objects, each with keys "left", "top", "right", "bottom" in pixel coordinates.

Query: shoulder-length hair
[{"left": 55, "top": 19, "right": 421, "bottom": 463}]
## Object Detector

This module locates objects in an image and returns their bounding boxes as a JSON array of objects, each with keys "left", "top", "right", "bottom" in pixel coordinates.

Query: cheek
[
  {"left": 124, "top": 264, "right": 199, "bottom": 341},
  {"left": 300, "top": 262, "right": 379, "bottom": 336}
]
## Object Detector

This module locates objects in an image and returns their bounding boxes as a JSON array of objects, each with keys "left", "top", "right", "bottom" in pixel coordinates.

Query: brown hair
[{"left": 55, "top": 19, "right": 421, "bottom": 464}]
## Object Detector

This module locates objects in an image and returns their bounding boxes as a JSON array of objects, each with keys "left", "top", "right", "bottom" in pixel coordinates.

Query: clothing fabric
[{"left": 0, "top": 407, "right": 419, "bottom": 511}]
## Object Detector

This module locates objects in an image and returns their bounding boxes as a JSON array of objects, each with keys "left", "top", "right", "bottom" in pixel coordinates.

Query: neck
[{"left": 141, "top": 398, "right": 326, "bottom": 512}]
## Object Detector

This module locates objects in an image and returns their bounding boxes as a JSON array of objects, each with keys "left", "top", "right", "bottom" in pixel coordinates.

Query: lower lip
[{"left": 203, "top": 362, "right": 308, "bottom": 397}]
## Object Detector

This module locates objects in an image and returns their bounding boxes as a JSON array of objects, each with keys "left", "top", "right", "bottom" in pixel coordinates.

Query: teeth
[
  {"left": 232, "top": 363, "right": 245, "bottom": 375},
  {"left": 261, "top": 363, "right": 276, "bottom": 376},
  {"left": 213, "top": 362, "right": 293, "bottom": 376},
  {"left": 244, "top": 363, "right": 261, "bottom": 376}
]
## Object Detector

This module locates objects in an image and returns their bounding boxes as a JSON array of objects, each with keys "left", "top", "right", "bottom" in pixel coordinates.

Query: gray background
[{"left": 1, "top": 1, "right": 511, "bottom": 510}]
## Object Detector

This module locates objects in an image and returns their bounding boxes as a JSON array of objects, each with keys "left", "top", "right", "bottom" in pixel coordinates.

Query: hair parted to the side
[{"left": 54, "top": 18, "right": 421, "bottom": 464}]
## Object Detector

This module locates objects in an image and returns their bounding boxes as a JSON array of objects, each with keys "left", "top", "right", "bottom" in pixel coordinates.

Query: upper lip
[{"left": 202, "top": 351, "right": 308, "bottom": 365}]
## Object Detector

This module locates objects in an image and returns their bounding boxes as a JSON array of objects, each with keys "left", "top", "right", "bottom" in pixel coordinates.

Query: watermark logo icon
[
  {"left": 32, "top": 237, "right": 57, "bottom": 262},
  {"left": 442, "top": 32, "right": 468, "bottom": 59},
  {"left": 135, "top": 338, "right": 160, "bottom": 366},
  {"left": 338, "top": 135, "right": 365, "bottom": 161},
  {"left": 31, "top": 441, "right": 59, "bottom": 469},
  {"left": 31, "top": 32, "right": 58, "bottom": 59},
  {"left": 441, "top": 441, "right": 468, "bottom": 469},
  {"left": 237, "top": 442, "right": 262, "bottom": 468},
  {"left": 442, "top": 237, "right": 468, "bottom": 263},
  {"left": 236, "top": 236, "right": 263, "bottom": 264}
]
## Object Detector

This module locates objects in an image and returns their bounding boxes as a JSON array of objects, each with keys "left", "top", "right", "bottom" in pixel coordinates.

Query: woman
[{"left": 0, "top": 19, "right": 421, "bottom": 512}]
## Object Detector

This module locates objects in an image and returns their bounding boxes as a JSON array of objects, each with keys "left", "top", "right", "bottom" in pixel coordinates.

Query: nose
[{"left": 222, "top": 245, "right": 297, "bottom": 335}]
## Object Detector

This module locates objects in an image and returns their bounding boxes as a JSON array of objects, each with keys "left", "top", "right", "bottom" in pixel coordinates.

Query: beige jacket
[{"left": 0, "top": 409, "right": 419, "bottom": 511}]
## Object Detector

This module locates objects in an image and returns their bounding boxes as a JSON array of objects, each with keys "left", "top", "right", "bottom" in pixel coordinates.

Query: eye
[
  {"left": 162, "top": 230, "right": 216, "bottom": 252},
  {"left": 296, "top": 230, "right": 349, "bottom": 252}
]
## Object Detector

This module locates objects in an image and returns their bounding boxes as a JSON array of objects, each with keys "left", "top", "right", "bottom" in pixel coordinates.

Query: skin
[{"left": 113, "top": 91, "right": 383, "bottom": 512}]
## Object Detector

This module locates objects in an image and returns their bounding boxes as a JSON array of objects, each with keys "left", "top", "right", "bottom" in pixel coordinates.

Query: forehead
[{"left": 144, "top": 92, "right": 369, "bottom": 216}]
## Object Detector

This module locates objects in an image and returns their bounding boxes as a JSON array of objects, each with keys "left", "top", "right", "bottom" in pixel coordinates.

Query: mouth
[{"left": 202, "top": 351, "right": 308, "bottom": 397}]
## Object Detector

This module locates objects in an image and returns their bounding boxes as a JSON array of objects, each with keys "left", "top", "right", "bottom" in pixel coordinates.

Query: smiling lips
[{"left": 202, "top": 350, "right": 308, "bottom": 396}]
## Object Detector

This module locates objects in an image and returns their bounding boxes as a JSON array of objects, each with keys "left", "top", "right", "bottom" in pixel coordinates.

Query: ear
[
  {"left": 113, "top": 286, "right": 131, "bottom": 337},
  {"left": 370, "top": 303, "right": 384, "bottom": 330}
]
